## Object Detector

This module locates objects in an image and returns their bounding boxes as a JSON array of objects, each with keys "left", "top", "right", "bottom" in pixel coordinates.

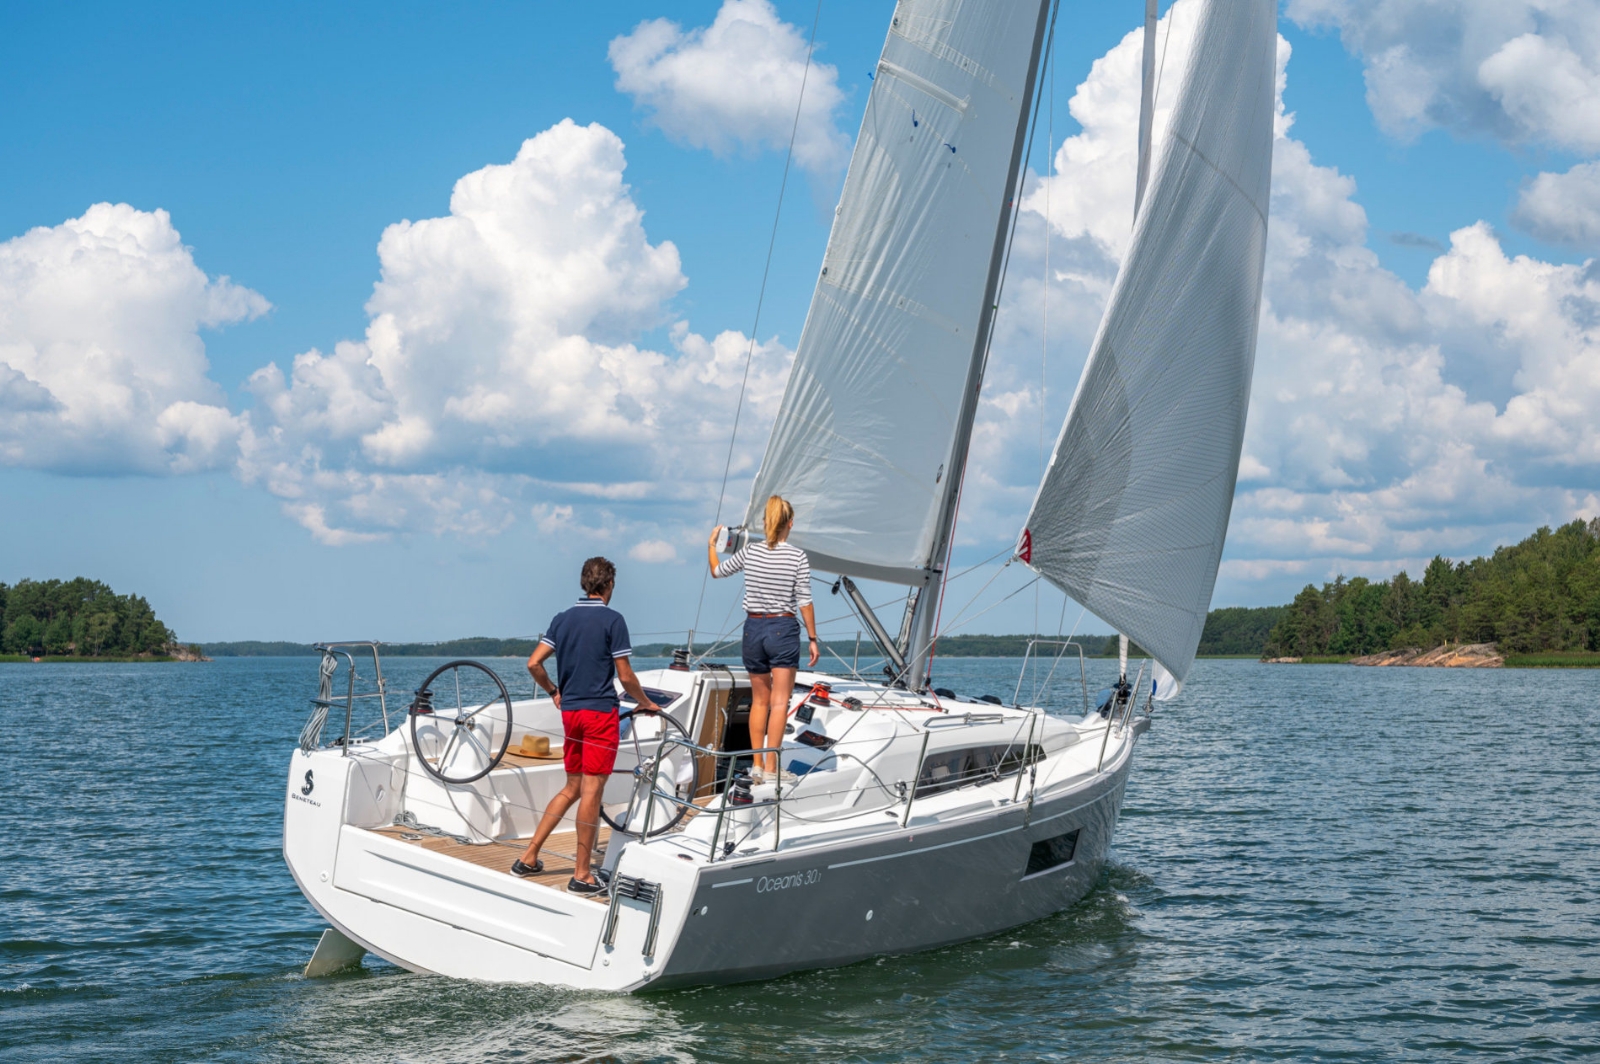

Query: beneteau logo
[
  {"left": 291, "top": 768, "right": 321, "bottom": 807},
  {"left": 1018, "top": 528, "right": 1032, "bottom": 564}
]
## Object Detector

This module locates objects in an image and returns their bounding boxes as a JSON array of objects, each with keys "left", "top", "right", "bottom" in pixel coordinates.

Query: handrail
[
  {"left": 900, "top": 730, "right": 932, "bottom": 827},
  {"left": 1012, "top": 638, "right": 1091, "bottom": 716},
  {"left": 308, "top": 641, "right": 391, "bottom": 753}
]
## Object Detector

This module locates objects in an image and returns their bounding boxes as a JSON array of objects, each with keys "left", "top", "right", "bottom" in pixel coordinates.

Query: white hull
[{"left": 283, "top": 666, "right": 1144, "bottom": 990}]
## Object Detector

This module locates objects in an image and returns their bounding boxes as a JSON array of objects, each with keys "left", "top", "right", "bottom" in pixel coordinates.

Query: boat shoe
[
  {"left": 567, "top": 877, "right": 607, "bottom": 897},
  {"left": 509, "top": 858, "right": 544, "bottom": 877}
]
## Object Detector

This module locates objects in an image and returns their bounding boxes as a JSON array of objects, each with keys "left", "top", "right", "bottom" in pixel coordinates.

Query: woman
[{"left": 708, "top": 495, "right": 819, "bottom": 783}]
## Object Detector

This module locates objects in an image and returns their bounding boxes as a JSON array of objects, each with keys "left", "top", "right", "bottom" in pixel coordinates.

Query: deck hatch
[{"left": 1025, "top": 829, "right": 1080, "bottom": 876}]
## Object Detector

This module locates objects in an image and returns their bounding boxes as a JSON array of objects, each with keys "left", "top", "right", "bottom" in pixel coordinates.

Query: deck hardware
[
  {"left": 602, "top": 875, "right": 664, "bottom": 956},
  {"left": 924, "top": 711, "right": 1006, "bottom": 728},
  {"left": 307, "top": 643, "right": 391, "bottom": 752},
  {"left": 1014, "top": 713, "right": 1039, "bottom": 803},
  {"left": 901, "top": 731, "right": 931, "bottom": 827},
  {"left": 1097, "top": 660, "right": 1145, "bottom": 773}
]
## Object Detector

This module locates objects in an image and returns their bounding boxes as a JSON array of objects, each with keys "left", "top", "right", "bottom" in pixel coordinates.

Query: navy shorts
[{"left": 742, "top": 615, "right": 800, "bottom": 674}]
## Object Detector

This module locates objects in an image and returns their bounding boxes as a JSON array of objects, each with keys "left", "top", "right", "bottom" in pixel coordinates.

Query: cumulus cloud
[
  {"left": 1285, "top": 0, "right": 1600, "bottom": 153},
  {"left": 0, "top": 203, "right": 266, "bottom": 473},
  {"left": 609, "top": 0, "right": 848, "bottom": 175},
  {"left": 1513, "top": 161, "right": 1600, "bottom": 249},
  {"left": 242, "top": 119, "right": 793, "bottom": 544},
  {"left": 628, "top": 539, "right": 679, "bottom": 564}
]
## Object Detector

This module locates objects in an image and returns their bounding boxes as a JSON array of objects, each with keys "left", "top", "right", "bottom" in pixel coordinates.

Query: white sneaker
[
  {"left": 776, "top": 769, "right": 800, "bottom": 785},
  {"left": 749, "top": 768, "right": 768, "bottom": 784}
]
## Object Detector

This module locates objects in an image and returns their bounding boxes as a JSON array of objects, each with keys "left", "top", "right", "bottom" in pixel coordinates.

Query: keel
[{"left": 304, "top": 926, "right": 365, "bottom": 977}]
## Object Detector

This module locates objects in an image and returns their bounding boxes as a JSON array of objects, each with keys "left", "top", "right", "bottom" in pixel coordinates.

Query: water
[{"left": 3, "top": 657, "right": 1596, "bottom": 1061}]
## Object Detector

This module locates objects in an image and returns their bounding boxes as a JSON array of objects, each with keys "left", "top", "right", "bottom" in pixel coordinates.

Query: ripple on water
[{"left": 1, "top": 657, "right": 1596, "bottom": 1062}]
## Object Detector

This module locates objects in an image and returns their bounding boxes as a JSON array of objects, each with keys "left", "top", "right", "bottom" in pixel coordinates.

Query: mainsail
[
  {"left": 744, "top": 0, "right": 1052, "bottom": 588},
  {"left": 1021, "top": 0, "right": 1278, "bottom": 686}
]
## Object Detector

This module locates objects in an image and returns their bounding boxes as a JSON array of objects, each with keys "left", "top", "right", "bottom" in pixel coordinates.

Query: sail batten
[
  {"left": 1022, "top": 0, "right": 1278, "bottom": 686},
  {"left": 745, "top": 0, "right": 1053, "bottom": 589}
]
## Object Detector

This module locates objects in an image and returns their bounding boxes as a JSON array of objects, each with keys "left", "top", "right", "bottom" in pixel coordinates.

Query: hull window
[
  {"left": 1025, "top": 829, "right": 1080, "bottom": 876},
  {"left": 916, "top": 743, "right": 1043, "bottom": 798}
]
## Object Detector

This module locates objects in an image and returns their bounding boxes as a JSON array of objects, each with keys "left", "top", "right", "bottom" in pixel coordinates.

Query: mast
[
  {"left": 1134, "top": 0, "right": 1159, "bottom": 219},
  {"left": 903, "top": 0, "right": 1056, "bottom": 691}
]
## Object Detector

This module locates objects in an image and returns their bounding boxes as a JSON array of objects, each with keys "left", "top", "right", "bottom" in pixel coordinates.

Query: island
[
  {"left": 1260, "top": 518, "right": 1600, "bottom": 667},
  {"left": 0, "top": 578, "right": 202, "bottom": 661}
]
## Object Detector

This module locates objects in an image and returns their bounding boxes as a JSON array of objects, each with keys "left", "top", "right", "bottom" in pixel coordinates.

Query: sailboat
[{"left": 281, "top": 0, "right": 1277, "bottom": 989}]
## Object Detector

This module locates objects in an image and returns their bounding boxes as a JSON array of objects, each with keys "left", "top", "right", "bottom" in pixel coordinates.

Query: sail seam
[
  {"left": 876, "top": 59, "right": 970, "bottom": 113},
  {"left": 890, "top": 18, "right": 1005, "bottom": 95},
  {"left": 1166, "top": 130, "right": 1269, "bottom": 228},
  {"left": 813, "top": 287, "right": 959, "bottom": 417},
  {"left": 768, "top": 412, "right": 940, "bottom": 500},
  {"left": 818, "top": 272, "right": 963, "bottom": 336}
]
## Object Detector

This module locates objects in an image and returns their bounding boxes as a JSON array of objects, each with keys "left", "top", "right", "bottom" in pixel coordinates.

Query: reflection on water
[{"left": 2, "top": 657, "right": 1596, "bottom": 1062}]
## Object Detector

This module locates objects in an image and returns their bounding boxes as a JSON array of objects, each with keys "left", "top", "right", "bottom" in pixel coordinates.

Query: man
[{"left": 511, "top": 556, "right": 657, "bottom": 895}]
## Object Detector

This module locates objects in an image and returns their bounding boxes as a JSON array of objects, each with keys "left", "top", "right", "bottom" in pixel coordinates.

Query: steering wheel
[
  {"left": 407, "top": 660, "right": 514, "bottom": 784},
  {"left": 601, "top": 709, "right": 695, "bottom": 836}
]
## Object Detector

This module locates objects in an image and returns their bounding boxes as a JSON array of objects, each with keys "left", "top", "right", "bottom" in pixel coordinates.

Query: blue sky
[{"left": 3, "top": 0, "right": 1598, "bottom": 645}]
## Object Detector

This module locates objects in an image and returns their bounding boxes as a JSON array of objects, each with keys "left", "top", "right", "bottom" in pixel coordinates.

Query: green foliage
[
  {"left": 1502, "top": 651, "right": 1600, "bottom": 667},
  {"left": 0, "top": 578, "right": 177, "bottom": 658},
  {"left": 202, "top": 641, "right": 321, "bottom": 657},
  {"left": 203, "top": 637, "right": 546, "bottom": 658},
  {"left": 1198, "top": 606, "right": 1287, "bottom": 655},
  {"left": 1262, "top": 519, "right": 1600, "bottom": 658},
  {"left": 928, "top": 634, "right": 1112, "bottom": 657}
]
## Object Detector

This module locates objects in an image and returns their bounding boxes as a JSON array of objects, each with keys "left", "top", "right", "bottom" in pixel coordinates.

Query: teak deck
[
  {"left": 367, "top": 793, "right": 719, "bottom": 900},
  {"left": 368, "top": 823, "right": 613, "bottom": 897}
]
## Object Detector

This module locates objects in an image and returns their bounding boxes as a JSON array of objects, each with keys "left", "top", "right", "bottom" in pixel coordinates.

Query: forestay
[
  {"left": 745, "top": 0, "right": 1052, "bottom": 586},
  {"left": 1020, "top": 0, "right": 1277, "bottom": 685}
]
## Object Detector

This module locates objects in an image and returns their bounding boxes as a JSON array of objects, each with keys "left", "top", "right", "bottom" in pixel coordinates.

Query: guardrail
[
  {"left": 625, "top": 711, "right": 1051, "bottom": 862},
  {"left": 1012, "top": 638, "right": 1092, "bottom": 716},
  {"left": 300, "top": 642, "right": 391, "bottom": 753}
]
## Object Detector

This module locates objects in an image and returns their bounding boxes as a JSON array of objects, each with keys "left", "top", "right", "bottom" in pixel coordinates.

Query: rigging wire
[
  {"left": 937, "top": 574, "right": 1043, "bottom": 638},
  {"left": 691, "top": 0, "right": 823, "bottom": 637},
  {"left": 1154, "top": 0, "right": 1178, "bottom": 116}
]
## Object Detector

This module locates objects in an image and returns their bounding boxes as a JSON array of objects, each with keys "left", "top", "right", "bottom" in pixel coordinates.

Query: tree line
[
  {"left": 1262, "top": 519, "right": 1600, "bottom": 658},
  {"left": 1, "top": 578, "right": 178, "bottom": 658}
]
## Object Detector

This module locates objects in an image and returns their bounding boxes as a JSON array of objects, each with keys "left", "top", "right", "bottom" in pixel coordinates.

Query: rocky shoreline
[{"left": 1264, "top": 643, "right": 1504, "bottom": 667}]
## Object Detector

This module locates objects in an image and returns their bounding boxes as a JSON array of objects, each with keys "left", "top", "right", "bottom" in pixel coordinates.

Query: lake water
[{"left": 3, "top": 656, "right": 1596, "bottom": 1062}]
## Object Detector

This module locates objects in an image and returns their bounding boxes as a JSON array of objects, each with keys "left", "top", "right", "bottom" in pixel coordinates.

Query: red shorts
[{"left": 562, "top": 709, "right": 619, "bottom": 776}]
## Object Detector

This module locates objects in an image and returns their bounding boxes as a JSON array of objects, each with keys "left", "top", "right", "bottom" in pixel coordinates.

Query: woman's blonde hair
[{"left": 764, "top": 495, "right": 794, "bottom": 549}]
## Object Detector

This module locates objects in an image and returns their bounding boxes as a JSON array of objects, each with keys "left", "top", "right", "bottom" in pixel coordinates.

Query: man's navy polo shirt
[{"left": 540, "top": 597, "right": 632, "bottom": 712}]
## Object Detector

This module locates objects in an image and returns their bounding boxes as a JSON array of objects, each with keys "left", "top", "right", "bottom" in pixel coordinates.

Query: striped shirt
[{"left": 714, "top": 542, "right": 813, "bottom": 614}]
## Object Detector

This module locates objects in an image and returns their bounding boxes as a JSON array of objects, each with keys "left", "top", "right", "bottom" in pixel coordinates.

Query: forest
[
  {"left": 1262, "top": 519, "right": 1600, "bottom": 658},
  {"left": 1, "top": 578, "right": 181, "bottom": 658}
]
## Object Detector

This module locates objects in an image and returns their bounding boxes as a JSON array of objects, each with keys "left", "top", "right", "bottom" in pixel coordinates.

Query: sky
[{"left": 3, "top": 0, "right": 1599, "bottom": 646}]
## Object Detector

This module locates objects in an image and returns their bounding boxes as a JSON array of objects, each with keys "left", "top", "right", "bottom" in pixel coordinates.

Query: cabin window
[
  {"left": 915, "top": 743, "right": 1043, "bottom": 798},
  {"left": 1025, "top": 829, "right": 1080, "bottom": 876}
]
